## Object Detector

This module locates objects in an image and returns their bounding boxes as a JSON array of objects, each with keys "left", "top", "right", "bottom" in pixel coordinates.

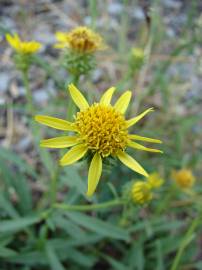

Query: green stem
[
  {"left": 50, "top": 167, "right": 60, "bottom": 205},
  {"left": 155, "top": 186, "right": 177, "bottom": 215},
  {"left": 22, "top": 69, "right": 34, "bottom": 115},
  {"left": 21, "top": 67, "right": 55, "bottom": 198},
  {"left": 116, "top": 70, "right": 132, "bottom": 92},
  {"left": 89, "top": 0, "right": 97, "bottom": 29},
  {"left": 32, "top": 55, "right": 64, "bottom": 89},
  {"left": 118, "top": 0, "right": 129, "bottom": 55},
  {"left": 171, "top": 213, "right": 202, "bottom": 270},
  {"left": 53, "top": 199, "right": 124, "bottom": 212}
]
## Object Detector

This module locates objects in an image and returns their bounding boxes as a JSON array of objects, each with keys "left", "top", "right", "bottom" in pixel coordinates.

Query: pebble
[
  {"left": 15, "top": 136, "right": 32, "bottom": 151},
  {"left": 33, "top": 89, "right": 49, "bottom": 104},
  {"left": 0, "top": 72, "right": 10, "bottom": 94},
  {"left": 108, "top": 3, "right": 123, "bottom": 15}
]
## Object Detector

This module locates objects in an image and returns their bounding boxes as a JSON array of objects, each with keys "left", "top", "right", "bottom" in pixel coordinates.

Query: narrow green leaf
[
  {"left": 66, "top": 212, "right": 129, "bottom": 241},
  {"left": 12, "top": 172, "right": 32, "bottom": 214},
  {"left": 45, "top": 239, "right": 97, "bottom": 267},
  {"left": 0, "top": 246, "right": 17, "bottom": 258},
  {"left": 8, "top": 251, "right": 47, "bottom": 265},
  {"left": 62, "top": 166, "right": 86, "bottom": 194},
  {"left": 0, "top": 147, "right": 37, "bottom": 178},
  {"left": 45, "top": 243, "right": 65, "bottom": 270},
  {"left": 127, "top": 240, "right": 145, "bottom": 270},
  {"left": 103, "top": 254, "right": 128, "bottom": 270},
  {"left": 0, "top": 194, "right": 19, "bottom": 218},
  {"left": 0, "top": 216, "right": 40, "bottom": 233}
]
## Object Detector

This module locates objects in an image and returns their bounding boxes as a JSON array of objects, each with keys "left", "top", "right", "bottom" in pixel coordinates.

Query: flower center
[
  {"left": 75, "top": 104, "right": 128, "bottom": 157},
  {"left": 67, "top": 27, "right": 103, "bottom": 53}
]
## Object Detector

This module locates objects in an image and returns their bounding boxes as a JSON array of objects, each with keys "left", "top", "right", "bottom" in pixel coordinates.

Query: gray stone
[{"left": 0, "top": 72, "right": 10, "bottom": 94}]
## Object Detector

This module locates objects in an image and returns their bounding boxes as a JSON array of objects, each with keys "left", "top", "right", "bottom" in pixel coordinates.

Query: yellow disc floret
[
  {"left": 75, "top": 103, "right": 128, "bottom": 157},
  {"left": 147, "top": 172, "right": 164, "bottom": 189},
  {"left": 131, "top": 181, "right": 153, "bottom": 204},
  {"left": 172, "top": 169, "right": 195, "bottom": 189}
]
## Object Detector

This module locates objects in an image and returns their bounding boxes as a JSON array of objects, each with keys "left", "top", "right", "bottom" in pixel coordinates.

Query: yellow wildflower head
[
  {"left": 129, "top": 47, "right": 145, "bottom": 71},
  {"left": 147, "top": 172, "right": 164, "bottom": 189},
  {"left": 132, "top": 48, "right": 144, "bottom": 59},
  {"left": 131, "top": 181, "right": 153, "bottom": 204},
  {"left": 35, "top": 84, "right": 162, "bottom": 196},
  {"left": 6, "top": 33, "right": 42, "bottom": 54},
  {"left": 54, "top": 26, "right": 105, "bottom": 53},
  {"left": 172, "top": 169, "right": 195, "bottom": 189}
]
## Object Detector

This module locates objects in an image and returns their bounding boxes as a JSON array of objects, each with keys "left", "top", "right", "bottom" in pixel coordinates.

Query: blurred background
[{"left": 0, "top": 0, "right": 202, "bottom": 269}]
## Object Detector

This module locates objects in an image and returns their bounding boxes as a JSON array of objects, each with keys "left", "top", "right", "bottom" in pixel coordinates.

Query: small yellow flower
[
  {"left": 172, "top": 169, "right": 195, "bottom": 189},
  {"left": 132, "top": 48, "right": 144, "bottom": 59},
  {"left": 147, "top": 173, "right": 164, "bottom": 189},
  {"left": 35, "top": 84, "right": 162, "bottom": 196},
  {"left": 131, "top": 181, "right": 153, "bottom": 204},
  {"left": 6, "top": 33, "right": 42, "bottom": 54},
  {"left": 54, "top": 26, "right": 105, "bottom": 53}
]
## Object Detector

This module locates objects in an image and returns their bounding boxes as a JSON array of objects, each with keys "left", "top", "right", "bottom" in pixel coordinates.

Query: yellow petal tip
[
  {"left": 86, "top": 191, "right": 93, "bottom": 197},
  {"left": 145, "top": 172, "right": 149, "bottom": 177}
]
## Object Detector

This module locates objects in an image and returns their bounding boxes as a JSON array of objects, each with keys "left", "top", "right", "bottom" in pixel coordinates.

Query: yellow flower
[
  {"left": 147, "top": 173, "right": 164, "bottom": 189},
  {"left": 6, "top": 33, "right": 42, "bottom": 54},
  {"left": 131, "top": 181, "right": 153, "bottom": 204},
  {"left": 35, "top": 84, "right": 162, "bottom": 196},
  {"left": 172, "top": 169, "right": 195, "bottom": 189},
  {"left": 132, "top": 48, "right": 144, "bottom": 59},
  {"left": 54, "top": 26, "right": 105, "bottom": 53}
]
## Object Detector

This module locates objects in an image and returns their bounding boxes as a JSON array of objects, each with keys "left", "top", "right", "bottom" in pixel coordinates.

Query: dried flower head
[
  {"left": 35, "top": 84, "right": 162, "bottom": 196},
  {"left": 131, "top": 181, "right": 153, "bottom": 204},
  {"left": 6, "top": 33, "right": 42, "bottom": 54},
  {"left": 54, "top": 26, "right": 105, "bottom": 53},
  {"left": 172, "top": 169, "right": 195, "bottom": 189}
]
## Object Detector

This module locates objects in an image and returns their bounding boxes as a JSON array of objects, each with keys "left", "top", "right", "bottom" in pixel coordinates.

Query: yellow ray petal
[
  {"left": 6, "top": 33, "right": 14, "bottom": 45},
  {"left": 60, "top": 144, "right": 88, "bottom": 166},
  {"left": 114, "top": 91, "right": 132, "bottom": 114},
  {"left": 117, "top": 151, "right": 148, "bottom": 177},
  {"left": 100, "top": 87, "right": 115, "bottom": 105},
  {"left": 126, "top": 108, "right": 154, "bottom": 127},
  {"left": 55, "top": 32, "right": 67, "bottom": 42},
  {"left": 6, "top": 33, "right": 19, "bottom": 50},
  {"left": 68, "top": 84, "right": 89, "bottom": 111},
  {"left": 35, "top": 115, "right": 75, "bottom": 131},
  {"left": 128, "top": 134, "right": 162, "bottom": 144},
  {"left": 40, "top": 136, "right": 79, "bottom": 148},
  {"left": 128, "top": 141, "right": 163, "bottom": 153},
  {"left": 86, "top": 152, "right": 102, "bottom": 197}
]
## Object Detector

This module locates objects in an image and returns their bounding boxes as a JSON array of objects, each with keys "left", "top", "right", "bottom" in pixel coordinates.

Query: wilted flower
[
  {"left": 172, "top": 169, "right": 195, "bottom": 189},
  {"left": 54, "top": 26, "right": 105, "bottom": 53},
  {"left": 35, "top": 84, "right": 162, "bottom": 196},
  {"left": 131, "top": 181, "right": 153, "bottom": 204},
  {"left": 6, "top": 33, "right": 42, "bottom": 54},
  {"left": 147, "top": 172, "right": 164, "bottom": 189}
]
